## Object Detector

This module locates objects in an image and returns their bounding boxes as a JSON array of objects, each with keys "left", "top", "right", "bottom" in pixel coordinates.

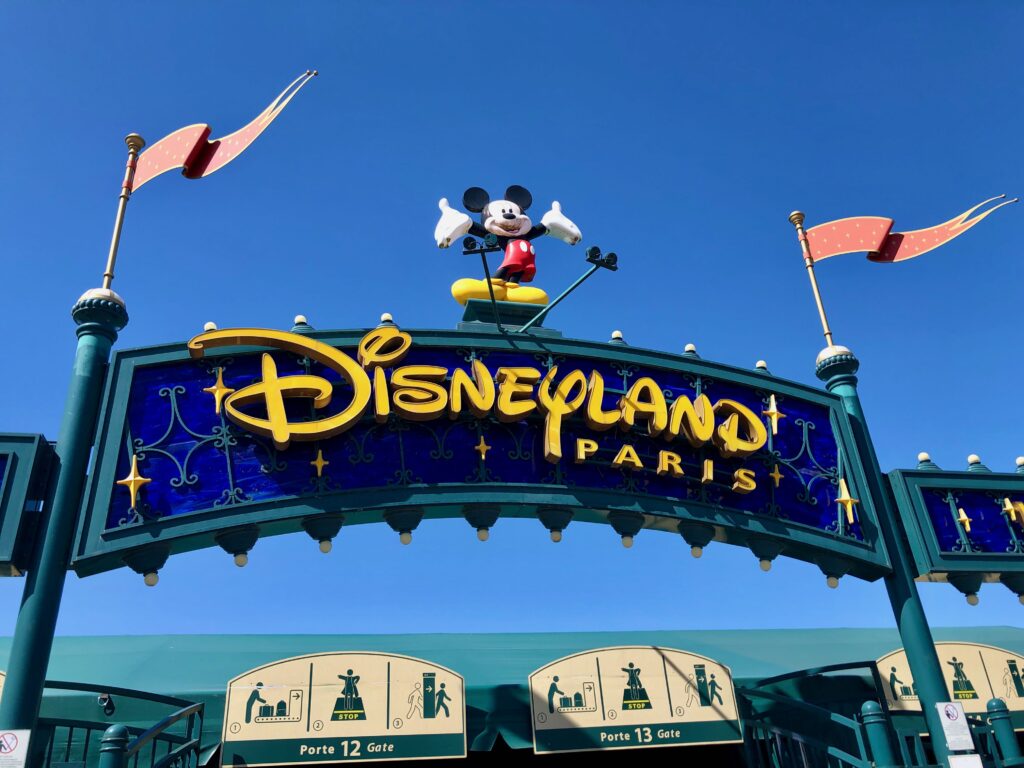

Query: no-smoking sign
[
  {"left": 0, "top": 729, "right": 30, "bottom": 768},
  {"left": 0, "top": 734, "right": 17, "bottom": 754}
]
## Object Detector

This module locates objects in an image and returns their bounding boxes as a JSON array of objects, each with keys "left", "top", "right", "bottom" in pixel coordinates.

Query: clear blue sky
[{"left": 0, "top": 1, "right": 1021, "bottom": 638}]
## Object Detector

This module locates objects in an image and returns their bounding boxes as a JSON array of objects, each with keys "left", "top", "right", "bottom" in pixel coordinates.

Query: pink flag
[
  {"left": 131, "top": 70, "right": 317, "bottom": 192},
  {"left": 804, "top": 196, "right": 1016, "bottom": 264}
]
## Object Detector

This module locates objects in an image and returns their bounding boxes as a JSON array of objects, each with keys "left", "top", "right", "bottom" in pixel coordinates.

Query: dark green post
[
  {"left": 0, "top": 289, "right": 127, "bottom": 735},
  {"left": 816, "top": 346, "right": 952, "bottom": 764},
  {"left": 860, "top": 700, "right": 899, "bottom": 768},
  {"left": 987, "top": 698, "right": 1024, "bottom": 765},
  {"left": 97, "top": 724, "right": 130, "bottom": 768}
]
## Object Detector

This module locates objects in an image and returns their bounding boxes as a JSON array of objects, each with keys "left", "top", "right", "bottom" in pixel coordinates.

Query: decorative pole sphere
[
  {"left": 759, "top": 559, "right": 772, "bottom": 572},
  {"left": 381, "top": 313, "right": 394, "bottom": 323},
  {"left": 691, "top": 546, "right": 703, "bottom": 559},
  {"left": 399, "top": 531, "right": 413, "bottom": 545},
  {"left": 967, "top": 454, "right": 982, "bottom": 465},
  {"left": 234, "top": 552, "right": 248, "bottom": 567},
  {"left": 611, "top": 330, "right": 624, "bottom": 341},
  {"left": 966, "top": 593, "right": 980, "bottom": 606},
  {"left": 918, "top": 452, "right": 930, "bottom": 463},
  {"left": 621, "top": 535, "right": 634, "bottom": 549},
  {"left": 294, "top": 315, "right": 308, "bottom": 325},
  {"left": 755, "top": 360, "right": 768, "bottom": 370},
  {"left": 826, "top": 576, "right": 840, "bottom": 589},
  {"left": 143, "top": 572, "right": 159, "bottom": 587},
  {"left": 477, "top": 528, "right": 489, "bottom": 542},
  {"left": 319, "top": 539, "right": 332, "bottom": 554},
  {"left": 550, "top": 530, "right": 563, "bottom": 543},
  {"left": 203, "top": 321, "right": 217, "bottom": 332}
]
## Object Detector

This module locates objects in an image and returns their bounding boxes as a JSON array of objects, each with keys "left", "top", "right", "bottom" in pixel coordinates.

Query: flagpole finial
[
  {"left": 125, "top": 133, "right": 145, "bottom": 152},
  {"left": 789, "top": 211, "right": 805, "bottom": 227}
]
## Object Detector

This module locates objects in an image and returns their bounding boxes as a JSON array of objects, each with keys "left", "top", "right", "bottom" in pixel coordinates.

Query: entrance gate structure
[{"left": 1, "top": 283, "right": 1023, "bottom": 766}]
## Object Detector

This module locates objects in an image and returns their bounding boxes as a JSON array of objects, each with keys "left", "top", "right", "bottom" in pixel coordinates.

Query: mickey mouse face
[{"left": 463, "top": 185, "right": 534, "bottom": 238}]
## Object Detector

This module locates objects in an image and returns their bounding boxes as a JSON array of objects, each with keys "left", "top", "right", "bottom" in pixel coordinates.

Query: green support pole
[
  {"left": 816, "top": 346, "right": 952, "bottom": 765},
  {"left": 860, "top": 700, "right": 900, "bottom": 768},
  {"left": 0, "top": 290, "right": 127, "bottom": 739},
  {"left": 987, "top": 698, "right": 1024, "bottom": 766}
]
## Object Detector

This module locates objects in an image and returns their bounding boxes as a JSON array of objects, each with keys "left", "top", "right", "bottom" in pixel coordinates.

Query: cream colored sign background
[
  {"left": 223, "top": 653, "right": 464, "bottom": 745},
  {"left": 877, "top": 643, "right": 1024, "bottom": 716},
  {"left": 529, "top": 646, "right": 739, "bottom": 733}
]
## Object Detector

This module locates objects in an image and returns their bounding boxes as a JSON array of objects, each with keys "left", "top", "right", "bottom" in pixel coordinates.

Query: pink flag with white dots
[
  {"left": 130, "top": 71, "right": 317, "bottom": 192},
  {"left": 805, "top": 195, "right": 1016, "bottom": 264}
]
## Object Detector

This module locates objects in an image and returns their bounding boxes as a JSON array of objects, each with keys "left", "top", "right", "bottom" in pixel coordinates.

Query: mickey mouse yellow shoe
[
  {"left": 504, "top": 282, "right": 549, "bottom": 305},
  {"left": 451, "top": 278, "right": 507, "bottom": 306}
]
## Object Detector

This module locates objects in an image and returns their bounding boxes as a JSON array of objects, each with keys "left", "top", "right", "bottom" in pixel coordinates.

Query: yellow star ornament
[
  {"left": 835, "top": 478, "right": 859, "bottom": 525},
  {"left": 203, "top": 367, "right": 236, "bottom": 414},
  {"left": 116, "top": 454, "right": 151, "bottom": 510}
]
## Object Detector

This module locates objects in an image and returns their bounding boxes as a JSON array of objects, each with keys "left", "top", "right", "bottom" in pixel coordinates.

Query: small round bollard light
[
  {"left": 684, "top": 343, "right": 697, "bottom": 354},
  {"left": 918, "top": 452, "right": 930, "bottom": 463},
  {"left": 966, "top": 593, "right": 980, "bottom": 606},
  {"left": 234, "top": 552, "right": 248, "bottom": 567},
  {"left": 143, "top": 572, "right": 159, "bottom": 587},
  {"left": 294, "top": 314, "right": 308, "bottom": 326},
  {"left": 1016, "top": 456, "right": 1024, "bottom": 468},
  {"left": 759, "top": 558, "right": 772, "bottom": 572},
  {"left": 399, "top": 531, "right": 413, "bottom": 545},
  {"left": 967, "top": 454, "right": 981, "bottom": 465},
  {"left": 826, "top": 575, "right": 840, "bottom": 589},
  {"left": 550, "top": 529, "right": 563, "bottom": 543},
  {"left": 755, "top": 360, "right": 768, "bottom": 370},
  {"left": 319, "top": 539, "right": 332, "bottom": 554},
  {"left": 691, "top": 545, "right": 703, "bottom": 559},
  {"left": 621, "top": 535, "right": 634, "bottom": 549},
  {"left": 477, "top": 528, "right": 490, "bottom": 542},
  {"left": 380, "top": 312, "right": 394, "bottom": 324},
  {"left": 203, "top": 321, "right": 217, "bottom": 332}
]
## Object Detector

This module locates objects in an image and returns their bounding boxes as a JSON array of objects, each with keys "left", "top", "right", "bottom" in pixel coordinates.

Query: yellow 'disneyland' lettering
[
  {"left": 712, "top": 399, "right": 769, "bottom": 458},
  {"left": 357, "top": 326, "right": 412, "bottom": 369},
  {"left": 496, "top": 367, "right": 542, "bottom": 422},
  {"left": 448, "top": 360, "right": 495, "bottom": 419},
  {"left": 537, "top": 367, "right": 588, "bottom": 463},
  {"left": 187, "top": 328, "right": 372, "bottom": 451},
  {"left": 731, "top": 468, "right": 757, "bottom": 494},
  {"left": 390, "top": 365, "right": 449, "bottom": 421},
  {"left": 372, "top": 366, "right": 390, "bottom": 423},
  {"left": 656, "top": 450, "right": 684, "bottom": 478},
  {"left": 575, "top": 438, "right": 599, "bottom": 463},
  {"left": 611, "top": 444, "right": 644, "bottom": 471},
  {"left": 618, "top": 377, "right": 668, "bottom": 437},
  {"left": 666, "top": 393, "right": 715, "bottom": 447},
  {"left": 585, "top": 372, "right": 621, "bottom": 431}
]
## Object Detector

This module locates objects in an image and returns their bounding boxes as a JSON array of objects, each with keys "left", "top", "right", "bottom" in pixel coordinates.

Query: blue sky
[{"left": 0, "top": 1, "right": 1022, "bottom": 638}]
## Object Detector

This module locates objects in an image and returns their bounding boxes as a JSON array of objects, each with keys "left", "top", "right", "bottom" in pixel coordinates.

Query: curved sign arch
[{"left": 73, "top": 324, "right": 889, "bottom": 582}]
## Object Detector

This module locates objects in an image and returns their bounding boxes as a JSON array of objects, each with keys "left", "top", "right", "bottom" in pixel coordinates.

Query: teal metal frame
[
  {"left": 72, "top": 327, "right": 891, "bottom": 581},
  {"left": 889, "top": 468, "right": 1024, "bottom": 580},
  {"left": 0, "top": 434, "right": 53, "bottom": 575}
]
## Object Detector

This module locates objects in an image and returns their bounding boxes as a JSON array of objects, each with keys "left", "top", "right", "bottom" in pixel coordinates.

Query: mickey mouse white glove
[
  {"left": 434, "top": 198, "right": 473, "bottom": 248},
  {"left": 541, "top": 201, "right": 582, "bottom": 245}
]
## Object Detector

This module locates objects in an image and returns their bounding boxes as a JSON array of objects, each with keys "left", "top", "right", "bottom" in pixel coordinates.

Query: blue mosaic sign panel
[{"left": 74, "top": 328, "right": 888, "bottom": 579}]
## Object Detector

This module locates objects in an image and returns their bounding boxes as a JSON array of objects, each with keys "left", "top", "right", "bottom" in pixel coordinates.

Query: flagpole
[
  {"left": 101, "top": 133, "right": 146, "bottom": 290},
  {"left": 789, "top": 211, "right": 835, "bottom": 348}
]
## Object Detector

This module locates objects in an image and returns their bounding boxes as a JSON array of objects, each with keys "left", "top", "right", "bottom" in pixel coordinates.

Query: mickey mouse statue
[{"left": 434, "top": 185, "right": 582, "bottom": 305}]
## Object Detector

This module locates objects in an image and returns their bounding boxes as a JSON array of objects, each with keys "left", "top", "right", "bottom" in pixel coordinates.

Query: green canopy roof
[{"left": 6, "top": 627, "right": 1022, "bottom": 752}]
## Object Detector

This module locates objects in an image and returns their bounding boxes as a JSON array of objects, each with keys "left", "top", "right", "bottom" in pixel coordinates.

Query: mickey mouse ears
[{"left": 462, "top": 185, "right": 533, "bottom": 212}]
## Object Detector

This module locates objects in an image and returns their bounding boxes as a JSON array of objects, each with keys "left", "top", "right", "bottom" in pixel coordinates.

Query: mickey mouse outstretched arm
[
  {"left": 435, "top": 198, "right": 478, "bottom": 248},
  {"left": 539, "top": 201, "right": 583, "bottom": 245}
]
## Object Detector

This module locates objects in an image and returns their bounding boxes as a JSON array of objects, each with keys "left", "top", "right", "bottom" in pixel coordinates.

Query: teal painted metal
[
  {"left": 0, "top": 434, "right": 54, "bottom": 575},
  {"left": 889, "top": 467, "right": 1024, "bottom": 601},
  {"left": 860, "top": 701, "right": 899, "bottom": 768},
  {"left": 987, "top": 698, "right": 1024, "bottom": 766},
  {"left": 0, "top": 293, "right": 128, "bottom": 739},
  {"left": 815, "top": 348, "right": 952, "bottom": 765},
  {"left": 98, "top": 725, "right": 130, "bottom": 768},
  {"left": 73, "top": 326, "right": 891, "bottom": 583}
]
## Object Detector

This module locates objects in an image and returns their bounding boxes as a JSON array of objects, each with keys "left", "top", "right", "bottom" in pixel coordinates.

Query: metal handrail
[
  {"left": 43, "top": 680, "right": 197, "bottom": 709},
  {"left": 126, "top": 703, "right": 204, "bottom": 757},
  {"left": 738, "top": 687, "right": 871, "bottom": 767},
  {"left": 151, "top": 738, "right": 201, "bottom": 768}
]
